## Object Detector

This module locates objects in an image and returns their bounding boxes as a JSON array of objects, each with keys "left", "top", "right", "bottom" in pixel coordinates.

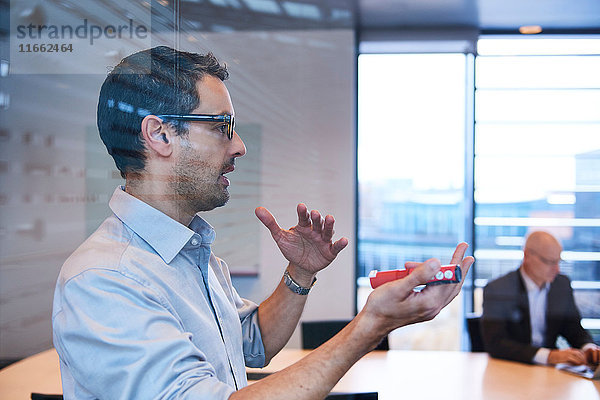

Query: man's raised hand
[{"left": 255, "top": 204, "right": 348, "bottom": 281}]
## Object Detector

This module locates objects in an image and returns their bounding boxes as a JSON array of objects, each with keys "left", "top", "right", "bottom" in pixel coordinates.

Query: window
[
  {"left": 474, "top": 37, "right": 600, "bottom": 334},
  {"left": 357, "top": 53, "right": 469, "bottom": 349},
  {"left": 358, "top": 36, "right": 600, "bottom": 348}
]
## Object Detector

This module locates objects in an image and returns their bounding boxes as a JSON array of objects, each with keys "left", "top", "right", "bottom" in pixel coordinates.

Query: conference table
[{"left": 1, "top": 348, "right": 599, "bottom": 399}]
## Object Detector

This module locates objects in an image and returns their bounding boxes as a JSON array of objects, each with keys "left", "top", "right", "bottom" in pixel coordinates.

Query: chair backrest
[
  {"left": 325, "top": 392, "right": 378, "bottom": 399},
  {"left": 301, "top": 320, "right": 389, "bottom": 351},
  {"left": 466, "top": 314, "right": 485, "bottom": 352}
]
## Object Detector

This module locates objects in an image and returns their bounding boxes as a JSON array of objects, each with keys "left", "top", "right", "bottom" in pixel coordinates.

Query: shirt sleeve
[
  {"left": 533, "top": 347, "right": 551, "bottom": 365},
  {"left": 233, "top": 288, "right": 266, "bottom": 368},
  {"left": 582, "top": 343, "right": 599, "bottom": 351},
  {"left": 53, "top": 269, "right": 236, "bottom": 400}
]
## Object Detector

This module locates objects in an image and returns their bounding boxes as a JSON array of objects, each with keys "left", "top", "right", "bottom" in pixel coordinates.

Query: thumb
[
  {"left": 384, "top": 259, "right": 441, "bottom": 295},
  {"left": 405, "top": 258, "right": 441, "bottom": 287},
  {"left": 255, "top": 207, "right": 282, "bottom": 238}
]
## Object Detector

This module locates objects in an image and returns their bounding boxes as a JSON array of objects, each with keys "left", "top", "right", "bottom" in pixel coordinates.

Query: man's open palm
[{"left": 255, "top": 204, "right": 348, "bottom": 275}]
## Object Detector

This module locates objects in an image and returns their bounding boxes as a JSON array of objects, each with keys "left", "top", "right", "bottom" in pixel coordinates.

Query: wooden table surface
[
  {"left": 249, "top": 349, "right": 600, "bottom": 399},
  {"left": 0, "top": 349, "right": 62, "bottom": 399},
  {"left": 1, "top": 348, "right": 599, "bottom": 399}
]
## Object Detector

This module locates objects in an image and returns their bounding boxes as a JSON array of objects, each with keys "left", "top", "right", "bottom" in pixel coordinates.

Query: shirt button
[{"left": 191, "top": 238, "right": 199, "bottom": 246}]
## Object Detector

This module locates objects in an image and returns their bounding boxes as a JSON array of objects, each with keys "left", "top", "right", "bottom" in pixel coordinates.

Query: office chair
[
  {"left": 31, "top": 394, "right": 63, "bottom": 400},
  {"left": 466, "top": 314, "right": 485, "bottom": 352},
  {"left": 301, "top": 320, "right": 389, "bottom": 351}
]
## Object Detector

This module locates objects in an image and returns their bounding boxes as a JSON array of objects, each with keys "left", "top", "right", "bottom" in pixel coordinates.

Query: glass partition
[{"left": 0, "top": 0, "right": 356, "bottom": 361}]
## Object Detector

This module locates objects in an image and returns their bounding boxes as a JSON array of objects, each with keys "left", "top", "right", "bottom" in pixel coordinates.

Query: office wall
[{"left": 0, "top": 29, "right": 355, "bottom": 359}]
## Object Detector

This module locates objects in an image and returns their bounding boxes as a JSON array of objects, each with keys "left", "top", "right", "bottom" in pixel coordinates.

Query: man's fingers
[
  {"left": 322, "top": 215, "right": 335, "bottom": 242},
  {"left": 311, "top": 210, "right": 324, "bottom": 234},
  {"left": 296, "top": 203, "right": 311, "bottom": 227},
  {"left": 450, "top": 242, "right": 469, "bottom": 265},
  {"left": 382, "top": 259, "right": 443, "bottom": 305},
  {"left": 332, "top": 237, "right": 348, "bottom": 255},
  {"left": 406, "top": 242, "right": 471, "bottom": 271},
  {"left": 590, "top": 349, "right": 600, "bottom": 365},
  {"left": 405, "top": 253, "right": 474, "bottom": 282},
  {"left": 570, "top": 353, "right": 585, "bottom": 365},
  {"left": 593, "top": 350, "right": 600, "bottom": 364},
  {"left": 404, "top": 262, "right": 420, "bottom": 270},
  {"left": 460, "top": 256, "right": 475, "bottom": 282},
  {"left": 255, "top": 207, "right": 282, "bottom": 238},
  {"left": 565, "top": 349, "right": 586, "bottom": 365}
]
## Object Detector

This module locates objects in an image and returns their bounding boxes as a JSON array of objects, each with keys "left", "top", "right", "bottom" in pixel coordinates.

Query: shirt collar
[
  {"left": 519, "top": 266, "right": 550, "bottom": 293},
  {"left": 109, "top": 186, "right": 216, "bottom": 264}
]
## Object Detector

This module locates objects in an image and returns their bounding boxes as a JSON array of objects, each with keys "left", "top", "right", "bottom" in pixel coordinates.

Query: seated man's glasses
[
  {"left": 156, "top": 114, "right": 235, "bottom": 140},
  {"left": 527, "top": 248, "right": 562, "bottom": 266}
]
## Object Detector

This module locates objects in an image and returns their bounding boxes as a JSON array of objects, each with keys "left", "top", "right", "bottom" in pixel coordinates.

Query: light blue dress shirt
[{"left": 52, "top": 187, "right": 265, "bottom": 400}]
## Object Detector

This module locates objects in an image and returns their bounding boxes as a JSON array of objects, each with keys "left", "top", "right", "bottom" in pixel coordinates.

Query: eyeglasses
[
  {"left": 156, "top": 114, "right": 235, "bottom": 140},
  {"left": 527, "top": 248, "right": 562, "bottom": 266}
]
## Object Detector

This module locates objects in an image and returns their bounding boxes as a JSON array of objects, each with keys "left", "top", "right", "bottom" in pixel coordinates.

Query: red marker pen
[{"left": 369, "top": 264, "right": 462, "bottom": 289}]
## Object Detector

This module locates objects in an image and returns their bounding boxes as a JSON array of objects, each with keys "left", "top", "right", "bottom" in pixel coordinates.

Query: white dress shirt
[{"left": 519, "top": 268, "right": 552, "bottom": 364}]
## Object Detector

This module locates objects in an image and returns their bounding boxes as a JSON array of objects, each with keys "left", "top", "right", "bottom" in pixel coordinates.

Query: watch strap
[{"left": 283, "top": 269, "right": 316, "bottom": 295}]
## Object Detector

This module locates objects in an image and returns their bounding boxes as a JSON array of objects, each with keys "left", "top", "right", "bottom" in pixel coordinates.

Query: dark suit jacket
[{"left": 481, "top": 269, "right": 592, "bottom": 364}]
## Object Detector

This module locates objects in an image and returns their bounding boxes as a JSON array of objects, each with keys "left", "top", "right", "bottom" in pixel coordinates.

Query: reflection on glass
[{"left": 0, "top": 0, "right": 357, "bottom": 360}]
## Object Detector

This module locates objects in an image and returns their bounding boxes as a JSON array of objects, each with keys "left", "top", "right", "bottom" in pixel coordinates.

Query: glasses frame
[
  {"left": 156, "top": 114, "right": 235, "bottom": 140},
  {"left": 526, "top": 248, "right": 562, "bottom": 266}
]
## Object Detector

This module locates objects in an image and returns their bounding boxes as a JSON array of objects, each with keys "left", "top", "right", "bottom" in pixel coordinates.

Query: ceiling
[
  {"left": 4, "top": 0, "right": 600, "bottom": 37},
  {"left": 358, "top": 0, "right": 600, "bottom": 32},
  {"left": 175, "top": 0, "right": 600, "bottom": 34}
]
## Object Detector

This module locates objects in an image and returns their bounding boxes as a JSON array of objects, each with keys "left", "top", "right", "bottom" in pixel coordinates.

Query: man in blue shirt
[{"left": 52, "top": 46, "right": 475, "bottom": 400}]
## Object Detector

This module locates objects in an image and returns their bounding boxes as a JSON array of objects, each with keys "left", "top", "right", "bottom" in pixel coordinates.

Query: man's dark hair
[{"left": 97, "top": 46, "right": 229, "bottom": 178}]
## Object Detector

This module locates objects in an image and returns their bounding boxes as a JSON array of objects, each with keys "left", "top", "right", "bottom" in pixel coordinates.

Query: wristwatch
[{"left": 283, "top": 269, "right": 317, "bottom": 295}]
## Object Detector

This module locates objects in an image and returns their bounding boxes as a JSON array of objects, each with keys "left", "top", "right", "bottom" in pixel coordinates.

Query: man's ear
[
  {"left": 522, "top": 248, "right": 532, "bottom": 263},
  {"left": 141, "top": 115, "right": 173, "bottom": 157}
]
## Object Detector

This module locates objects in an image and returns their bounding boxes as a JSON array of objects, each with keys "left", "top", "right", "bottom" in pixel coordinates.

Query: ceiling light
[
  {"left": 1, "top": 60, "right": 9, "bottom": 77},
  {"left": 282, "top": 1, "right": 321, "bottom": 20},
  {"left": 243, "top": 0, "right": 281, "bottom": 14},
  {"left": 519, "top": 25, "right": 542, "bottom": 34}
]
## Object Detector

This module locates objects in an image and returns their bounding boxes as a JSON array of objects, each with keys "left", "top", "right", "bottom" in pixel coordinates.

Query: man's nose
[{"left": 231, "top": 130, "right": 246, "bottom": 158}]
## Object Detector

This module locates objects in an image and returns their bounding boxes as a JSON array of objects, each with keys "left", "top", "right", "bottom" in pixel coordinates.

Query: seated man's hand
[
  {"left": 548, "top": 349, "right": 586, "bottom": 366},
  {"left": 255, "top": 204, "right": 348, "bottom": 284},
  {"left": 358, "top": 243, "right": 474, "bottom": 340},
  {"left": 584, "top": 345, "right": 600, "bottom": 366}
]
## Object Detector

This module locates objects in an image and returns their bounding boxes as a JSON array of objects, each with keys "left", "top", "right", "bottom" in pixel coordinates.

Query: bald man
[{"left": 482, "top": 231, "right": 600, "bottom": 366}]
